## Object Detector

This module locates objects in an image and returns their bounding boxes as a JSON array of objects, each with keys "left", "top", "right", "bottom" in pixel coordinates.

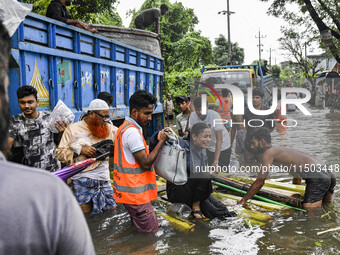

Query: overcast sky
[{"left": 116, "top": 0, "right": 318, "bottom": 65}]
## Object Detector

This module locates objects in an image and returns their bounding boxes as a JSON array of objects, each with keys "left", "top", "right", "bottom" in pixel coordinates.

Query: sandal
[{"left": 192, "top": 210, "right": 205, "bottom": 219}]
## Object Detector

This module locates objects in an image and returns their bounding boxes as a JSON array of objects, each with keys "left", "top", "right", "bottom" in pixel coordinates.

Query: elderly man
[{"left": 56, "top": 99, "right": 118, "bottom": 214}]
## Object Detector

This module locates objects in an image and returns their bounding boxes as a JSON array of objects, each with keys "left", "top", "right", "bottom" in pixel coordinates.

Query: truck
[
  {"left": 9, "top": 12, "right": 164, "bottom": 135},
  {"left": 199, "top": 63, "right": 274, "bottom": 107}
]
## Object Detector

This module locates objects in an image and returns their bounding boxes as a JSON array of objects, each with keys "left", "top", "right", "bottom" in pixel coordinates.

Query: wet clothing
[
  {"left": 113, "top": 117, "right": 158, "bottom": 232},
  {"left": 298, "top": 167, "right": 336, "bottom": 204},
  {"left": 46, "top": 0, "right": 72, "bottom": 23},
  {"left": 0, "top": 159, "right": 95, "bottom": 255},
  {"left": 160, "top": 139, "right": 235, "bottom": 219},
  {"left": 124, "top": 203, "right": 159, "bottom": 233},
  {"left": 73, "top": 177, "right": 116, "bottom": 214},
  {"left": 113, "top": 118, "right": 157, "bottom": 205},
  {"left": 8, "top": 112, "right": 61, "bottom": 172},
  {"left": 134, "top": 8, "right": 161, "bottom": 29},
  {"left": 56, "top": 120, "right": 118, "bottom": 213}
]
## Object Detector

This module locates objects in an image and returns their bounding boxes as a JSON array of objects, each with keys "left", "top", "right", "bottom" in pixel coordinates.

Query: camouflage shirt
[{"left": 8, "top": 112, "right": 61, "bottom": 172}]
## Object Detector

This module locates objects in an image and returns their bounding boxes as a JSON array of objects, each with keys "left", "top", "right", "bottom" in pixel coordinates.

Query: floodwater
[{"left": 87, "top": 106, "right": 340, "bottom": 254}]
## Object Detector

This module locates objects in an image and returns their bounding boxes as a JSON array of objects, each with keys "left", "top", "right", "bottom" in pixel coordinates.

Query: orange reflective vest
[
  {"left": 113, "top": 120, "right": 157, "bottom": 205},
  {"left": 217, "top": 96, "right": 232, "bottom": 121}
]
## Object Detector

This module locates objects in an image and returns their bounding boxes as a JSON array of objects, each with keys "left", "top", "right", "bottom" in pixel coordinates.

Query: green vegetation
[
  {"left": 213, "top": 34, "right": 245, "bottom": 66},
  {"left": 129, "top": 0, "right": 244, "bottom": 99},
  {"left": 23, "top": 0, "right": 122, "bottom": 26}
]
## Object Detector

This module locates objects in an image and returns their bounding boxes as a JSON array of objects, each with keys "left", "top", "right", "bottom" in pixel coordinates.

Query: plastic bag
[
  {"left": 69, "top": 133, "right": 91, "bottom": 155},
  {"left": 0, "top": 0, "right": 32, "bottom": 37},
  {"left": 49, "top": 100, "right": 75, "bottom": 133},
  {"left": 166, "top": 203, "right": 191, "bottom": 220}
]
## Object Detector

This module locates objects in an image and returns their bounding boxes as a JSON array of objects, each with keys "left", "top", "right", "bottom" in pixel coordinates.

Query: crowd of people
[{"left": 0, "top": 1, "right": 338, "bottom": 253}]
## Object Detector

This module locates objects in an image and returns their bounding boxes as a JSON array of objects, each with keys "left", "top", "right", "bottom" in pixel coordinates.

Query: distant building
[{"left": 307, "top": 55, "right": 340, "bottom": 74}]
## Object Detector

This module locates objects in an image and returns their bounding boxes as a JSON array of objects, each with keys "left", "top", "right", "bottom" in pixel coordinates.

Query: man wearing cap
[
  {"left": 175, "top": 95, "right": 191, "bottom": 137},
  {"left": 56, "top": 99, "right": 118, "bottom": 214}
]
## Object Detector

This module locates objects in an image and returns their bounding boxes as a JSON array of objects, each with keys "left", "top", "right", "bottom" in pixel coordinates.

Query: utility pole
[
  {"left": 305, "top": 42, "right": 308, "bottom": 70},
  {"left": 256, "top": 29, "right": 266, "bottom": 63},
  {"left": 218, "top": 0, "right": 235, "bottom": 64},
  {"left": 267, "top": 47, "right": 275, "bottom": 69}
]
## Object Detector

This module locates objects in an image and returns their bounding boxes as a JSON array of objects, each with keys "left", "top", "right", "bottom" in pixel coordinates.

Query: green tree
[
  {"left": 128, "top": 1, "right": 203, "bottom": 70},
  {"left": 271, "top": 64, "right": 281, "bottom": 78},
  {"left": 261, "top": 0, "right": 340, "bottom": 64},
  {"left": 23, "top": 0, "right": 122, "bottom": 26},
  {"left": 213, "top": 34, "right": 245, "bottom": 65},
  {"left": 129, "top": 0, "right": 213, "bottom": 98},
  {"left": 165, "top": 68, "right": 202, "bottom": 98},
  {"left": 279, "top": 27, "right": 323, "bottom": 103},
  {"left": 166, "top": 31, "right": 213, "bottom": 72}
]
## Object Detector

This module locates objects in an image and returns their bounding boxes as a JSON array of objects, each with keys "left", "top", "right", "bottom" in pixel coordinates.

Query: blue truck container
[{"left": 9, "top": 12, "right": 164, "bottom": 135}]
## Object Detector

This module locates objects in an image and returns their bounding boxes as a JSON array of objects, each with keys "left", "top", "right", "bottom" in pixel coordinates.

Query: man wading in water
[{"left": 238, "top": 128, "right": 336, "bottom": 210}]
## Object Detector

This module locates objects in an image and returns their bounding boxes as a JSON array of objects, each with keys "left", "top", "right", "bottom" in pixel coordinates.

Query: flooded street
[{"left": 88, "top": 106, "right": 340, "bottom": 254}]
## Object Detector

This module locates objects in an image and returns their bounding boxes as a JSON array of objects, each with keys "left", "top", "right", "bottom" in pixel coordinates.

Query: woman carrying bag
[{"left": 150, "top": 123, "right": 236, "bottom": 219}]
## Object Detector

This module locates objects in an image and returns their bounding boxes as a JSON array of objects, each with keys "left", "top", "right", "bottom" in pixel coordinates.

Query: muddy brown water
[{"left": 87, "top": 106, "right": 340, "bottom": 254}]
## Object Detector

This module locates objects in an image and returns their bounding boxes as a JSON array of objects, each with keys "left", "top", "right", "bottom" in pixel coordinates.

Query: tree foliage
[
  {"left": 128, "top": 0, "right": 206, "bottom": 73},
  {"left": 261, "top": 0, "right": 340, "bottom": 64},
  {"left": 23, "top": 0, "right": 122, "bottom": 26},
  {"left": 213, "top": 34, "right": 245, "bottom": 65},
  {"left": 271, "top": 64, "right": 281, "bottom": 78},
  {"left": 166, "top": 31, "right": 213, "bottom": 72},
  {"left": 129, "top": 0, "right": 213, "bottom": 98},
  {"left": 165, "top": 68, "right": 202, "bottom": 98},
  {"left": 278, "top": 27, "right": 323, "bottom": 78}
]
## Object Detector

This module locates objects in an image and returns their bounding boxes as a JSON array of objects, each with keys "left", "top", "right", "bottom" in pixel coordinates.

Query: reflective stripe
[
  {"left": 114, "top": 122, "right": 153, "bottom": 174},
  {"left": 117, "top": 122, "right": 133, "bottom": 168},
  {"left": 113, "top": 163, "right": 145, "bottom": 174},
  {"left": 113, "top": 181, "right": 156, "bottom": 193}
]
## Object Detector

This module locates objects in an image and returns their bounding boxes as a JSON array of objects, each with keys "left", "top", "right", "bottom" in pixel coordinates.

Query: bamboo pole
[
  {"left": 229, "top": 176, "right": 305, "bottom": 196},
  {"left": 211, "top": 174, "right": 302, "bottom": 207},
  {"left": 212, "top": 180, "right": 307, "bottom": 212},
  {"left": 212, "top": 192, "right": 285, "bottom": 210},
  {"left": 156, "top": 211, "right": 195, "bottom": 231},
  {"left": 317, "top": 227, "right": 340, "bottom": 236},
  {"left": 222, "top": 176, "right": 301, "bottom": 198}
]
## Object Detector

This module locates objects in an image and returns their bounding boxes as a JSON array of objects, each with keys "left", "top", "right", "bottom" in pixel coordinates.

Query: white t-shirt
[
  {"left": 189, "top": 109, "right": 230, "bottom": 152},
  {"left": 122, "top": 126, "right": 145, "bottom": 164}
]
